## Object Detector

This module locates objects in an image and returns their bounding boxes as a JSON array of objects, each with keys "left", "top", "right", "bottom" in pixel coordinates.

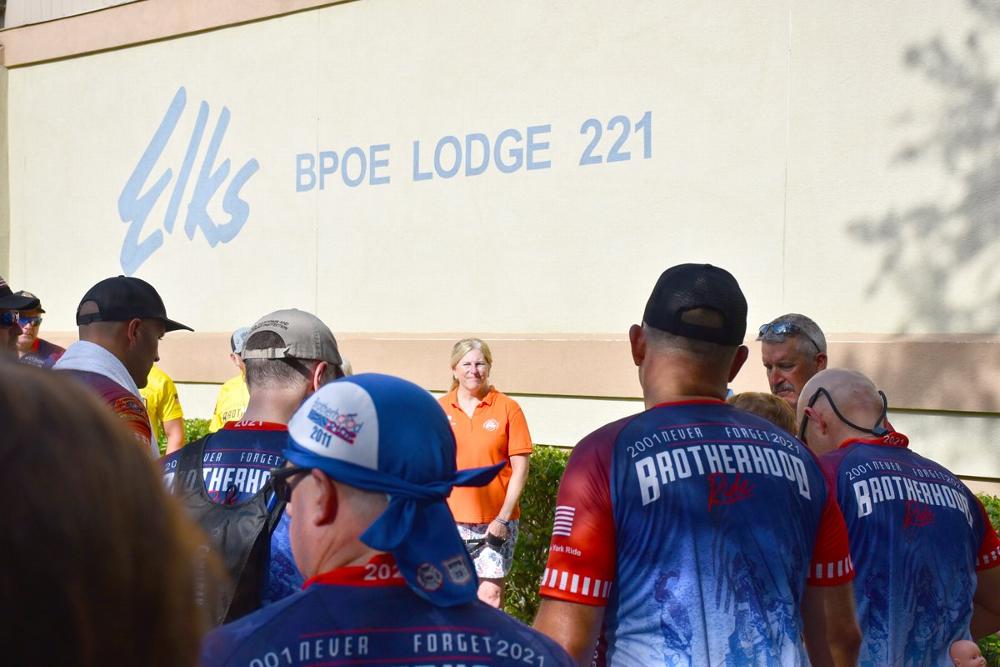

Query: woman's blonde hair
[{"left": 449, "top": 337, "right": 493, "bottom": 390}]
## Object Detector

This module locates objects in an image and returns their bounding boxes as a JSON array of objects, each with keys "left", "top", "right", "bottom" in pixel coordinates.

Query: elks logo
[
  {"left": 307, "top": 401, "right": 363, "bottom": 445},
  {"left": 119, "top": 86, "right": 260, "bottom": 276},
  {"left": 483, "top": 418, "right": 500, "bottom": 432}
]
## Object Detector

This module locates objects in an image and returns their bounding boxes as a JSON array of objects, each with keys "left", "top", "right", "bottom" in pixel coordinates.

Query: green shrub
[
  {"left": 504, "top": 445, "right": 571, "bottom": 623},
  {"left": 155, "top": 417, "right": 212, "bottom": 455},
  {"left": 978, "top": 494, "right": 1000, "bottom": 665},
  {"left": 184, "top": 417, "right": 212, "bottom": 443}
]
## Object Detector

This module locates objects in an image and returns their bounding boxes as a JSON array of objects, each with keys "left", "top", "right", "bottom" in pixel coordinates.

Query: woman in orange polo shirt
[{"left": 440, "top": 338, "right": 533, "bottom": 608}]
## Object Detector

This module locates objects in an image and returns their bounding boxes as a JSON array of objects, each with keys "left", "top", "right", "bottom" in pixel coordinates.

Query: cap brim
[
  {"left": 0, "top": 294, "right": 40, "bottom": 311},
  {"left": 163, "top": 318, "right": 194, "bottom": 332}
]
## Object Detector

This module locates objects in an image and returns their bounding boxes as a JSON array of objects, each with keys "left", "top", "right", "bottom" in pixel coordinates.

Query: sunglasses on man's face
[
  {"left": 18, "top": 316, "right": 42, "bottom": 327},
  {"left": 269, "top": 466, "right": 314, "bottom": 503},
  {"left": 0, "top": 311, "right": 20, "bottom": 327}
]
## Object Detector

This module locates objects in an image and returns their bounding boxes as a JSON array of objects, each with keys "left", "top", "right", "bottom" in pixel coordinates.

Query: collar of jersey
[
  {"left": 223, "top": 420, "right": 288, "bottom": 432},
  {"left": 838, "top": 431, "right": 909, "bottom": 450},
  {"left": 304, "top": 554, "right": 406, "bottom": 589},
  {"left": 652, "top": 398, "right": 726, "bottom": 409}
]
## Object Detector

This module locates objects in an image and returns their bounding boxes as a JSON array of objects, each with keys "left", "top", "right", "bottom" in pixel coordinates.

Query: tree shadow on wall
[{"left": 846, "top": 0, "right": 1000, "bottom": 334}]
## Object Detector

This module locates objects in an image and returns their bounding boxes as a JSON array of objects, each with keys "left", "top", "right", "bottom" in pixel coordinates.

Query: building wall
[
  {"left": 0, "top": 64, "right": 8, "bottom": 277},
  {"left": 2, "top": 0, "right": 998, "bottom": 490},
  {"left": 3, "top": 0, "right": 135, "bottom": 29}
]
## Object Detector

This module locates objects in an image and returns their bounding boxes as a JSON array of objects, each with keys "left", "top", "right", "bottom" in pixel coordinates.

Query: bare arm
[
  {"left": 801, "top": 582, "right": 861, "bottom": 667},
  {"left": 163, "top": 418, "right": 185, "bottom": 455},
  {"left": 497, "top": 454, "right": 529, "bottom": 521},
  {"left": 972, "top": 566, "right": 1000, "bottom": 638},
  {"left": 533, "top": 598, "right": 604, "bottom": 666}
]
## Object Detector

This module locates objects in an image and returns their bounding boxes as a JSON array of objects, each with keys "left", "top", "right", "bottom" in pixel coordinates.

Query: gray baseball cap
[{"left": 241, "top": 308, "right": 342, "bottom": 366}]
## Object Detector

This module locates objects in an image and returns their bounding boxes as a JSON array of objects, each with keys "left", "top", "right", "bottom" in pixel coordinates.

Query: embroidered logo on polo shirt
[{"left": 483, "top": 418, "right": 500, "bottom": 432}]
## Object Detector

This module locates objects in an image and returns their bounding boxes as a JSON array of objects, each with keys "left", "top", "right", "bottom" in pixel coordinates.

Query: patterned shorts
[{"left": 456, "top": 521, "right": 519, "bottom": 579}]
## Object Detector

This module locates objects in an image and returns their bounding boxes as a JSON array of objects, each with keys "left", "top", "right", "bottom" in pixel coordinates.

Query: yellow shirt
[
  {"left": 208, "top": 374, "right": 250, "bottom": 433},
  {"left": 140, "top": 365, "right": 184, "bottom": 441}
]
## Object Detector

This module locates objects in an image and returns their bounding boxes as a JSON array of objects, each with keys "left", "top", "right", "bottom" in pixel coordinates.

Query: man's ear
[
  {"left": 728, "top": 345, "right": 749, "bottom": 382},
  {"left": 815, "top": 352, "right": 829, "bottom": 371},
  {"left": 125, "top": 318, "right": 143, "bottom": 345},
  {"left": 312, "top": 471, "right": 339, "bottom": 526},
  {"left": 803, "top": 406, "right": 827, "bottom": 434},
  {"left": 629, "top": 324, "right": 645, "bottom": 367},
  {"left": 310, "top": 361, "right": 329, "bottom": 392}
]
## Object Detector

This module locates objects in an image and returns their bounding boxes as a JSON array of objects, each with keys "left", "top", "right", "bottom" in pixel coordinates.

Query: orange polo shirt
[{"left": 440, "top": 387, "right": 533, "bottom": 523}]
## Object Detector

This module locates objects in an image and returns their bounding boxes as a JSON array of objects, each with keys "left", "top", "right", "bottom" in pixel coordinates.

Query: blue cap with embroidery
[{"left": 284, "top": 373, "right": 503, "bottom": 607}]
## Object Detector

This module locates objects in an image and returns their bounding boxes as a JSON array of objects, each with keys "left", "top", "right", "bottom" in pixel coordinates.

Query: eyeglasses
[
  {"left": 270, "top": 466, "right": 313, "bottom": 503},
  {"left": 18, "top": 315, "right": 42, "bottom": 327},
  {"left": 0, "top": 311, "right": 20, "bottom": 327},
  {"left": 758, "top": 322, "right": 822, "bottom": 354},
  {"left": 798, "top": 386, "right": 889, "bottom": 444}
]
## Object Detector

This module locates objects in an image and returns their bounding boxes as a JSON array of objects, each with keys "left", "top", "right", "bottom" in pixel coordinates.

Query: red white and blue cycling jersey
[
  {"left": 62, "top": 369, "right": 153, "bottom": 449},
  {"left": 161, "top": 421, "right": 303, "bottom": 606},
  {"left": 201, "top": 554, "right": 574, "bottom": 667},
  {"left": 820, "top": 432, "right": 1000, "bottom": 666},
  {"left": 540, "top": 400, "right": 853, "bottom": 666}
]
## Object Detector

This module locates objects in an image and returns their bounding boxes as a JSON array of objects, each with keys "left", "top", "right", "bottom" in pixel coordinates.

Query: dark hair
[
  {"left": 243, "top": 331, "right": 341, "bottom": 390},
  {"left": 728, "top": 391, "right": 797, "bottom": 433},
  {"left": 0, "top": 363, "right": 210, "bottom": 667}
]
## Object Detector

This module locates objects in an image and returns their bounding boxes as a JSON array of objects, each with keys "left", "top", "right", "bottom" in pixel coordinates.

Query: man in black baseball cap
[
  {"left": 54, "top": 276, "right": 192, "bottom": 455},
  {"left": 0, "top": 275, "right": 39, "bottom": 357},
  {"left": 73, "top": 275, "right": 192, "bottom": 333},
  {"left": 534, "top": 263, "right": 860, "bottom": 665}
]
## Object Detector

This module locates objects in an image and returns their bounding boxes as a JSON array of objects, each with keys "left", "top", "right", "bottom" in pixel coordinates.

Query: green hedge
[
  {"left": 155, "top": 417, "right": 212, "bottom": 454},
  {"left": 505, "top": 445, "right": 572, "bottom": 622}
]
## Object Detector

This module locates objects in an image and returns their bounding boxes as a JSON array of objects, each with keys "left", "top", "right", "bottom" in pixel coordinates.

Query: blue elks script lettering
[{"left": 118, "top": 86, "right": 260, "bottom": 275}]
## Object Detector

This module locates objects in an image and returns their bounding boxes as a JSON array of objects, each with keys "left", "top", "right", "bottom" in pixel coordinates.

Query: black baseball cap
[
  {"left": 642, "top": 263, "right": 747, "bottom": 345},
  {"left": 15, "top": 291, "right": 45, "bottom": 313},
  {"left": 0, "top": 275, "right": 39, "bottom": 311},
  {"left": 76, "top": 276, "right": 193, "bottom": 332}
]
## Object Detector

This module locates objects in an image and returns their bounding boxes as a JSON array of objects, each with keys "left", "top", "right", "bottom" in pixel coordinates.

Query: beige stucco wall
[
  {"left": 3, "top": 0, "right": 998, "bottom": 337},
  {"left": 0, "top": 64, "right": 8, "bottom": 277},
  {"left": 1, "top": 0, "right": 998, "bottom": 487}
]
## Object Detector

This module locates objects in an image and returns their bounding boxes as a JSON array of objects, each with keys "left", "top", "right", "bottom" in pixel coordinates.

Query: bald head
[
  {"left": 949, "top": 640, "right": 985, "bottom": 667},
  {"left": 797, "top": 369, "right": 887, "bottom": 455}
]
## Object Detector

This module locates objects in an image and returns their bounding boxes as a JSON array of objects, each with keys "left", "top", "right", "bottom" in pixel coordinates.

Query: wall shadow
[{"left": 846, "top": 0, "right": 1000, "bottom": 334}]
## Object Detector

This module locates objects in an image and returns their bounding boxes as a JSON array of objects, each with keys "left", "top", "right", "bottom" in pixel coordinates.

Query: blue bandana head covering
[{"left": 284, "top": 373, "right": 502, "bottom": 607}]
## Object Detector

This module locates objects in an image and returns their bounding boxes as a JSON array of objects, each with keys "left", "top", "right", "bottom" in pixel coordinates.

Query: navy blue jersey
[
  {"left": 201, "top": 554, "right": 574, "bottom": 667},
  {"left": 820, "top": 433, "right": 1000, "bottom": 666},
  {"left": 161, "top": 421, "right": 302, "bottom": 605},
  {"left": 541, "top": 400, "right": 852, "bottom": 666}
]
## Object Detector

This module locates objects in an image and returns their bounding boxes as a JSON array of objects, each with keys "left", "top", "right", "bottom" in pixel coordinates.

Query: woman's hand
[{"left": 488, "top": 518, "right": 510, "bottom": 541}]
